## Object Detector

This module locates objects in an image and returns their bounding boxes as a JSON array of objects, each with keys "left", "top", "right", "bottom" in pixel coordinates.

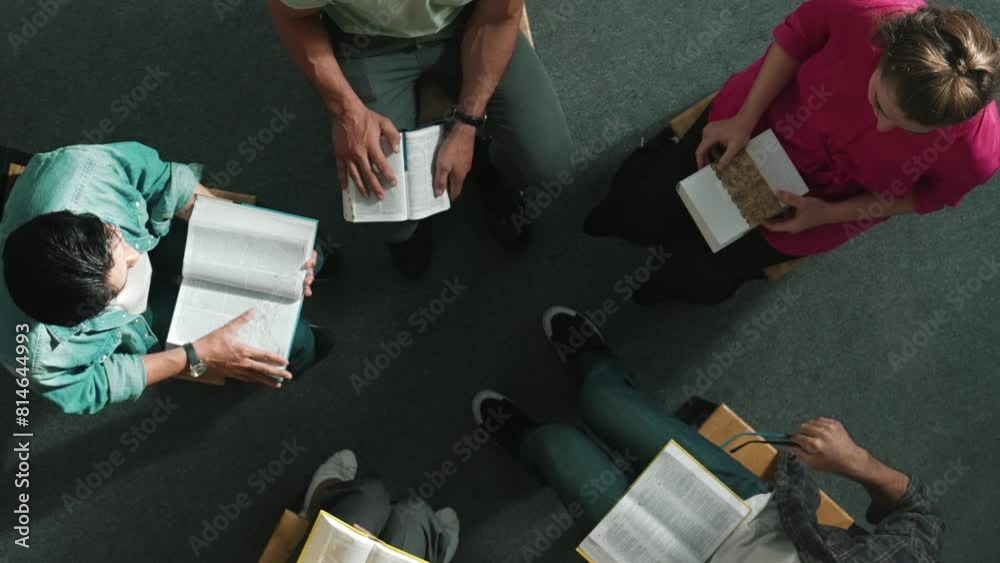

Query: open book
[
  {"left": 677, "top": 129, "right": 809, "bottom": 253},
  {"left": 298, "top": 511, "right": 427, "bottom": 563},
  {"left": 343, "top": 124, "right": 449, "bottom": 223},
  {"left": 577, "top": 441, "right": 752, "bottom": 563},
  {"left": 165, "top": 196, "right": 317, "bottom": 360}
]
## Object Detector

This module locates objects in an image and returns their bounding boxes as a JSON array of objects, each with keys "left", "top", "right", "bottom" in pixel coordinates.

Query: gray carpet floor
[{"left": 2, "top": 1, "right": 998, "bottom": 561}]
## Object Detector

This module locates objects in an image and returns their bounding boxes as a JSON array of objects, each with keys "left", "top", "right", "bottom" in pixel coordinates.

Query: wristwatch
[
  {"left": 449, "top": 105, "right": 487, "bottom": 129},
  {"left": 183, "top": 343, "right": 208, "bottom": 378}
]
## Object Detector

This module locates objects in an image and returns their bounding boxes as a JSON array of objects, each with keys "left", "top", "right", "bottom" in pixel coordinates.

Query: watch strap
[
  {"left": 450, "top": 105, "right": 487, "bottom": 129},
  {"left": 183, "top": 343, "right": 202, "bottom": 376}
]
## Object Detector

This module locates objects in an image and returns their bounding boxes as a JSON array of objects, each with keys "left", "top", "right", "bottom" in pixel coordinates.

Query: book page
[
  {"left": 579, "top": 441, "right": 750, "bottom": 563},
  {"left": 343, "top": 139, "right": 409, "bottom": 223},
  {"left": 184, "top": 197, "right": 315, "bottom": 300},
  {"left": 165, "top": 278, "right": 302, "bottom": 358},
  {"left": 367, "top": 542, "right": 428, "bottom": 563},
  {"left": 298, "top": 513, "right": 375, "bottom": 563},
  {"left": 403, "top": 124, "right": 450, "bottom": 221},
  {"left": 746, "top": 129, "right": 809, "bottom": 197},
  {"left": 677, "top": 166, "right": 749, "bottom": 253},
  {"left": 716, "top": 151, "right": 783, "bottom": 226}
]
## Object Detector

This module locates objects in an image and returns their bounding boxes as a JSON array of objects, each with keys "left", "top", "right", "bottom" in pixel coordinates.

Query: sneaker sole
[
  {"left": 471, "top": 390, "right": 510, "bottom": 426},
  {"left": 541, "top": 305, "right": 607, "bottom": 344}
]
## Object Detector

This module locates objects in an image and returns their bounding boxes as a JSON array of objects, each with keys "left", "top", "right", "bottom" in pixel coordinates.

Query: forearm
[
  {"left": 736, "top": 42, "right": 800, "bottom": 125},
  {"left": 142, "top": 348, "right": 189, "bottom": 385},
  {"left": 267, "top": 0, "right": 362, "bottom": 118},
  {"left": 827, "top": 192, "right": 915, "bottom": 224},
  {"left": 847, "top": 453, "right": 911, "bottom": 507},
  {"left": 457, "top": 1, "right": 522, "bottom": 117}
]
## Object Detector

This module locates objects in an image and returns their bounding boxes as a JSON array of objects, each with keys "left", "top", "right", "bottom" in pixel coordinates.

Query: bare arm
[
  {"left": 827, "top": 192, "right": 915, "bottom": 223},
  {"left": 456, "top": 0, "right": 523, "bottom": 118},
  {"left": 791, "top": 418, "right": 909, "bottom": 507},
  {"left": 434, "top": 0, "right": 522, "bottom": 200},
  {"left": 266, "top": 0, "right": 362, "bottom": 118},
  {"left": 142, "top": 347, "right": 189, "bottom": 385},
  {"left": 697, "top": 42, "right": 801, "bottom": 169},
  {"left": 763, "top": 190, "right": 915, "bottom": 234},
  {"left": 267, "top": 0, "right": 400, "bottom": 198}
]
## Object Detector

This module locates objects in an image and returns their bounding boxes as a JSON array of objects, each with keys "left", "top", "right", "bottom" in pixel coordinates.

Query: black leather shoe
[
  {"left": 473, "top": 139, "right": 533, "bottom": 251},
  {"left": 386, "top": 220, "right": 433, "bottom": 279}
]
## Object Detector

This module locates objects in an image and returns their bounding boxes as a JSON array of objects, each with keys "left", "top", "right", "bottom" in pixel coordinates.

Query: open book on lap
[
  {"left": 298, "top": 511, "right": 428, "bottom": 563},
  {"left": 343, "top": 124, "right": 450, "bottom": 223},
  {"left": 677, "top": 129, "right": 809, "bottom": 253},
  {"left": 165, "top": 196, "right": 317, "bottom": 360},
  {"left": 577, "top": 441, "right": 752, "bottom": 563}
]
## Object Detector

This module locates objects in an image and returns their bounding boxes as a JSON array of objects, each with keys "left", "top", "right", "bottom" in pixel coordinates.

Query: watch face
[{"left": 191, "top": 363, "right": 208, "bottom": 378}]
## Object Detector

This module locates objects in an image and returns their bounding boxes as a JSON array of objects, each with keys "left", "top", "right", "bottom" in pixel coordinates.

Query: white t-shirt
[
  {"left": 110, "top": 253, "right": 153, "bottom": 315},
  {"left": 281, "top": 0, "right": 473, "bottom": 38},
  {"left": 711, "top": 493, "right": 801, "bottom": 563}
]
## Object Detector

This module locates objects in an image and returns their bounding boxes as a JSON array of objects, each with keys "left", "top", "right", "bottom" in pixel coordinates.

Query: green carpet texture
[{"left": 1, "top": 1, "right": 998, "bottom": 561}]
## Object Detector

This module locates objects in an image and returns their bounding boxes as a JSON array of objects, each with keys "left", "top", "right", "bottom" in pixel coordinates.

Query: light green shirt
[
  {"left": 281, "top": 0, "right": 474, "bottom": 38},
  {"left": 0, "top": 143, "right": 201, "bottom": 414}
]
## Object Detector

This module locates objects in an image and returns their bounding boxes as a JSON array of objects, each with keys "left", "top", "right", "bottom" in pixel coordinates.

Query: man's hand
[
  {"left": 763, "top": 191, "right": 833, "bottom": 234},
  {"left": 334, "top": 104, "right": 401, "bottom": 200},
  {"left": 303, "top": 250, "right": 318, "bottom": 297},
  {"left": 696, "top": 114, "right": 755, "bottom": 170},
  {"left": 434, "top": 123, "right": 476, "bottom": 200},
  {"left": 790, "top": 418, "right": 872, "bottom": 479},
  {"left": 193, "top": 309, "right": 292, "bottom": 388}
]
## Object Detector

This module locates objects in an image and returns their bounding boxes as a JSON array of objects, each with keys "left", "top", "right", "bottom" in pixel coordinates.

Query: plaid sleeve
[{"left": 775, "top": 454, "right": 944, "bottom": 563}]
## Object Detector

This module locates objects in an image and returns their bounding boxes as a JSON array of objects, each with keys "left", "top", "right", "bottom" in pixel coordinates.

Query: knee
[
  {"left": 525, "top": 423, "right": 591, "bottom": 461},
  {"left": 354, "top": 478, "right": 392, "bottom": 508}
]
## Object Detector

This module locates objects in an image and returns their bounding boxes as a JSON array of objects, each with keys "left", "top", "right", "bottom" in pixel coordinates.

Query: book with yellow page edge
[
  {"left": 297, "top": 511, "right": 428, "bottom": 563},
  {"left": 676, "top": 129, "right": 809, "bottom": 253},
  {"left": 576, "top": 440, "right": 753, "bottom": 563}
]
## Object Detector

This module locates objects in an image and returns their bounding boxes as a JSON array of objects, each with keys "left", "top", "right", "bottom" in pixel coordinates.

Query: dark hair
[
  {"left": 3, "top": 211, "right": 117, "bottom": 326},
  {"left": 877, "top": 6, "right": 1000, "bottom": 127}
]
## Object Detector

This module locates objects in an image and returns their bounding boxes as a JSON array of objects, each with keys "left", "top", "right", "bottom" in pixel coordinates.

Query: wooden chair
[
  {"left": 697, "top": 403, "right": 854, "bottom": 529},
  {"left": 417, "top": 5, "right": 535, "bottom": 125},
  {"left": 668, "top": 94, "right": 808, "bottom": 282}
]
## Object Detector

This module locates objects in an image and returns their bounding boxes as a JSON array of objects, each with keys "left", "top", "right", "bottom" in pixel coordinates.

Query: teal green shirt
[
  {"left": 281, "top": 0, "right": 474, "bottom": 39},
  {"left": 0, "top": 143, "right": 201, "bottom": 414}
]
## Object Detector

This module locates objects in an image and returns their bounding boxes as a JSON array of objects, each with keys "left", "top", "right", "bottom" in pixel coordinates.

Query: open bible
[
  {"left": 298, "top": 511, "right": 427, "bottom": 563},
  {"left": 577, "top": 441, "right": 752, "bottom": 563},
  {"left": 676, "top": 129, "right": 809, "bottom": 253},
  {"left": 343, "top": 124, "right": 449, "bottom": 223},
  {"left": 165, "top": 196, "right": 317, "bottom": 360}
]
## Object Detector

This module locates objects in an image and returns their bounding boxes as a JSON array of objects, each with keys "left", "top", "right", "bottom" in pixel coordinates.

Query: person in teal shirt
[{"left": 0, "top": 143, "right": 326, "bottom": 414}]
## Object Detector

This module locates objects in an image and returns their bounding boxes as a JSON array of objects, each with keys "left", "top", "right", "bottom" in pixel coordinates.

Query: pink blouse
[{"left": 709, "top": 0, "right": 1000, "bottom": 256}]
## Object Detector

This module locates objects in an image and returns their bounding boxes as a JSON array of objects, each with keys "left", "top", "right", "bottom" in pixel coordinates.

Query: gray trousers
[
  {"left": 301, "top": 478, "right": 451, "bottom": 563},
  {"left": 326, "top": 12, "right": 573, "bottom": 242}
]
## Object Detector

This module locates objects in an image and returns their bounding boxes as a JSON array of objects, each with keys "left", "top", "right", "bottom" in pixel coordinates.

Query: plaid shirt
[{"left": 772, "top": 453, "right": 944, "bottom": 563}]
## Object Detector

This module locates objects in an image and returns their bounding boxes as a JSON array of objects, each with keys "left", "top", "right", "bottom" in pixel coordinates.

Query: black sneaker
[
  {"left": 310, "top": 324, "right": 336, "bottom": 365},
  {"left": 471, "top": 390, "right": 538, "bottom": 455},
  {"left": 542, "top": 306, "right": 611, "bottom": 364},
  {"left": 386, "top": 220, "right": 433, "bottom": 280},
  {"left": 473, "top": 139, "right": 532, "bottom": 251}
]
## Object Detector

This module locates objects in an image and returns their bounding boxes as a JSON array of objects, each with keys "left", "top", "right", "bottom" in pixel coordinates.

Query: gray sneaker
[
  {"left": 435, "top": 507, "right": 460, "bottom": 563},
  {"left": 300, "top": 450, "right": 358, "bottom": 518}
]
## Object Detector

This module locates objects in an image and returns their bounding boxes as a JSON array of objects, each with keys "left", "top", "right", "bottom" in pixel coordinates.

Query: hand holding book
[{"left": 762, "top": 190, "right": 833, "bottom": 234}]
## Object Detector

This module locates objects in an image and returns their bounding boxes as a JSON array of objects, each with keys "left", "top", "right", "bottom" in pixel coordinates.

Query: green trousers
[
  {"left": 326, "top": 13, "right": 573, "bottom": 241},
  {"left": 143, "top": 221, "right": 317, "bottom": 374},
  {"left": 519, "top": 352, "right": 770, "bottom": 527}
]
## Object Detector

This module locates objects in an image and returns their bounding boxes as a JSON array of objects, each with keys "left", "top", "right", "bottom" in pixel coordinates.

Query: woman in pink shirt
[{"left": 586, "top": 0, "right": 1000, "bottom": 305}]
